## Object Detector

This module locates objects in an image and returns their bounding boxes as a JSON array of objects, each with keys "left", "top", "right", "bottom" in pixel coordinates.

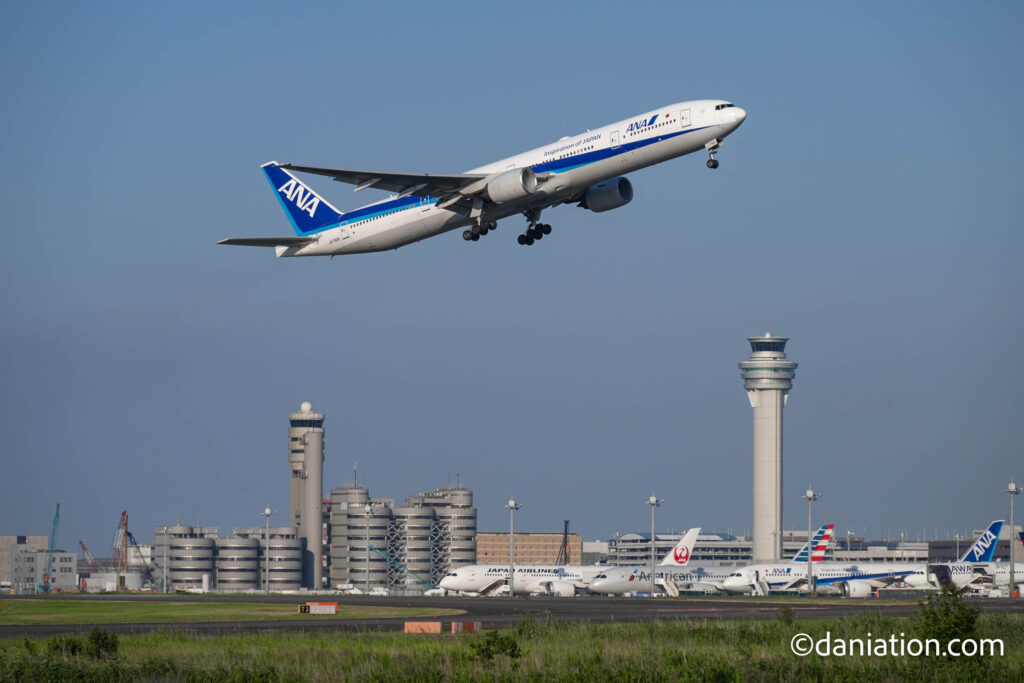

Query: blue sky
[{"left": 1, "top": 2, "right": 1022, "bottom": 554}]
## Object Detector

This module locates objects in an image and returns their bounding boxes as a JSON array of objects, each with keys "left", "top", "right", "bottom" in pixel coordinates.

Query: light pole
[
  {"left": 954, "top": 533, "right": 965, "bottom": 561},
  {"left": 161, "top": 526, "right": 168, "bottom": 594},
  {"left": 646, "top": 494, "right": 663, "bottom": 595},
  {"left": 364, "top": 503, "right": 372, "bottom": 593},
  {"left": 1006, "top": 480, "right": 1021, "bottom": 598},
  {"left": 262, "top": 507, "right": 276, "bottom": 592},
  {"left": 846, "top": 530, "right": 855, "bottom": 562},
  {"left": 506, "top": 499, "right": 521, "bottom": 596},
  {"left": 802, "top": 489, "right": 822, "bottom": 596}
]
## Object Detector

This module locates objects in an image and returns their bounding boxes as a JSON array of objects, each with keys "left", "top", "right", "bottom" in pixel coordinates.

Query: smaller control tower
[{"left": 739, "top": 332, "right": 797, "bottom": 562}]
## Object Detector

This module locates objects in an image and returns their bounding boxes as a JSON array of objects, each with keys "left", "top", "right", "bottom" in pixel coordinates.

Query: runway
[{"left": 4, "top": 594, "right": 1024, "bottom": 639}]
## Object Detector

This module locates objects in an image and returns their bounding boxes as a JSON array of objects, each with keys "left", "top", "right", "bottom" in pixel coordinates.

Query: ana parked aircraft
[
  {"left": 721, "top": 521, "right": 1006, "bottom": 597},
  {"left": 588, "top": 525, "right": 834, "bottom": 596},
  {"left": 904, "top": 521, "right": 1024, "bottom": 592},
  {"left": 219, "top": 100, "right": 746, "bottom": 256}
]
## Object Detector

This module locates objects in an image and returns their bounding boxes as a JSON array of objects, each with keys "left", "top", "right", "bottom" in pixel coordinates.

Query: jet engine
[
  {"left": 485, "top": 168, "right": 538, "bottom": 203},
  {"left": 541, "top": 580, "right": 576, "bottom": 597},
  {"left": 581, "top": 176, "right": 633, "bottom": 212},
  {"left": 839, "top": 580, "right": 874, "bottom": 598}
]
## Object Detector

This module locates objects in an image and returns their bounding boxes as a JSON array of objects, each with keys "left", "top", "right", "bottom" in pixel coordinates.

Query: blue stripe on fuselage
[
  {"left": 298, "top": 125, "right": 714, "bottom": 235},
  {"left": 767, "top": 570, "right": 914, "bottom": 588}
]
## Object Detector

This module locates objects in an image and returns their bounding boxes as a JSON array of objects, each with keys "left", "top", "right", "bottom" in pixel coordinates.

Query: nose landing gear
[{"left": 705, "top": 138, "right": 723, "bottom": 169}]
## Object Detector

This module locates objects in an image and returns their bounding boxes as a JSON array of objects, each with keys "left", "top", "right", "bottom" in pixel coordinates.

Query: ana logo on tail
[
  {"left": 277, "top": 179, "right": 320, "bottom": 218},
  {"left": 961, "top": 520, "right": 1004, "bottom": 563}
]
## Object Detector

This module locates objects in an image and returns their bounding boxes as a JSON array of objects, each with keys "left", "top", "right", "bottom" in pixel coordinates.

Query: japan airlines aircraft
[
  {"left": 219, "top": 100, "right": 746, "bottom": 256},
  {"left": 588, "top": 524, "right": 834, "bottom": 596},
  {"left": 437, "top": 530, "right": 702, "bottom": 596}
]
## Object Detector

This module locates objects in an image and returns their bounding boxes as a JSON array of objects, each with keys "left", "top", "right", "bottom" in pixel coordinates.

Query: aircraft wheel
[
  {"left": 707, "top": 159, "right": 719, "bottom": 169},
  {"left": 462, "top": 230, "right": 473, "bottom": 241},
  {"left": 525, "top": 236, "right": 535, "bottom": 246},
  {"left": 517, "top": 234, "right": 528, "bottom": 245},
  {"left": 541, "top": 223, "right": 552, "bottom": 235},
  {"left": 471, "top": 225, "right": 481, "bottom": 236},
  {"left": 533, "top": 230, "right": 543, "bottom": 240},
  {"left": 479, "top": 227, "right": 489, "bottom": 236},
  {"left": 471, "top": 233, "right": 480, "bottom": 241}
]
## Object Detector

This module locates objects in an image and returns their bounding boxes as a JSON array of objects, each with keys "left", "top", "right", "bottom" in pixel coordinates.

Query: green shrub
[
  {"left": 470, "top": 630, "right": 522, "bottom": 661},
  {"left": 85, "top": 628, "right": 118, "bottom": 660},
  {"left": 914, "top": 584, "right": 981, "bottom": 643}
]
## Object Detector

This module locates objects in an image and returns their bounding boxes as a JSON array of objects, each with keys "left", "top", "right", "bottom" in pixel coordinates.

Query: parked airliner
[
  {"left": 437, "top": 530, "right": 701, "bottom": 596},
  {"left": 588, "top": 524, "right": 834, "bottom": 596},
  {"left": 219, "top": 100, "right": 746, "bottom": 255},
  {"left": 721, "top": 521, "right": 1006, "bottom": 597}
]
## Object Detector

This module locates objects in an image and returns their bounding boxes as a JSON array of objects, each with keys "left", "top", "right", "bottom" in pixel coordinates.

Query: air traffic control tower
[
  {"left": 739, "top": 332, "right": 797, "bottom": 562},
  {"left": 288, "top": 401, "right": 324, "bottom": 589}
]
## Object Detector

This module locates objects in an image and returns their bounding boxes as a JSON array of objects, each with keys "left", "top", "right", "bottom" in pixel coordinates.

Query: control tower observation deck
[{"left": 739, "top": 331, "right": 797, "bottom": 562}]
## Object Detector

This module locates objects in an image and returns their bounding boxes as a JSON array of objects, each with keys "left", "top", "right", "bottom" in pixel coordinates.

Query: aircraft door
[
  {"left": 610, "top": 129, "right": 620, "bottom": 148},
  {"left": 678, "top": 109, "right": 691, "bottom": 128}
]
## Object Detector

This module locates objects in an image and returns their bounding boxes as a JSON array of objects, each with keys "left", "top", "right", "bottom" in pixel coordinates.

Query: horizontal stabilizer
[{"left": 218, "top": 237, "right": 316, "bottom": 247}]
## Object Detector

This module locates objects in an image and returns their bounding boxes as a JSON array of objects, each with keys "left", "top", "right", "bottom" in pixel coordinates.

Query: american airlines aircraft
[
  {"left": 437, "top": 531, "right": 701, "bottom": 597},
  {"left": 588, "top": 524, "right": 834, "bottom": 596},
  {"left": 219, "top": 100, "right": 746, "bottom": 256}
]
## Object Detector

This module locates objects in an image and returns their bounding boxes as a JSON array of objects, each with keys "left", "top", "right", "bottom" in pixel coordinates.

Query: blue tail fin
[
  {"left": 262, "top": 162, "right": 344, "bottom": 236},
  {"left": 960, "top": 520, "right": 1004, "bottom": 563}
]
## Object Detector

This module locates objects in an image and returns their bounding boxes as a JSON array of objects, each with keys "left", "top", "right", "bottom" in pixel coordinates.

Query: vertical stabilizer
[
  {"left": 960, "top": 521, "right": 1004, "bottom": 563},
  {"left": 659, "top": 528, "right": 701, "bottom": 566},
  {"left": 262, "top": 162, "right": 344, "bottom": 235}
]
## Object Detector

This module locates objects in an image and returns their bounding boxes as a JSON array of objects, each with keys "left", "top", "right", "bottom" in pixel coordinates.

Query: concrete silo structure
[{"left": 739, "top": 331, "right": 797, "bottom": 562}]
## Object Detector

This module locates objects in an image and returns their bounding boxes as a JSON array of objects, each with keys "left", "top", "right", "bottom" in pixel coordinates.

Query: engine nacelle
[
  {"left": 544, "top": 580, "right": 576, "bottom": 597},
  {"left": 485, "top": 168, "right": 538, "bottom": 203},
  {"left": 840, "top": 580, "right": 874, "bottom": 598},
  {"left": 582, "top": 176, "right": 633, "bottom": 213}
]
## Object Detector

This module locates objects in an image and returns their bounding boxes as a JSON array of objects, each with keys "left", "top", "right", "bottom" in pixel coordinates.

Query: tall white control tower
[{"left": 739, "top": 331, "right": 797, "bottom": 562}]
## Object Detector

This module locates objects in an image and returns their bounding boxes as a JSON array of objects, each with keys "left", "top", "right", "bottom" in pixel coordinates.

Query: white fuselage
[
  {"left": 721, "top": 561, "right": 923, "bottom": 594},
  {"left": 438, "top": 563, "right": 606, "bottom": 596},
  {"left": 903, "top": 562, "right": 1024, "bottom": 590},
  {"left": 588, "top": 564, "right": 735, "bottom": 595},
  {"left": 283, "top": 100, "right": 745, "bottom": 255}
]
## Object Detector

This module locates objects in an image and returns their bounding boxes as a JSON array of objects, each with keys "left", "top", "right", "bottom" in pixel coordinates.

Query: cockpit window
[{"left": 715, "top": 103, "right": 736, "bottom": 111}]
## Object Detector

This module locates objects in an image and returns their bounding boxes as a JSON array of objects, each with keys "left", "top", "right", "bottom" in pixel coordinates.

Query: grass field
[
  {"left": 0, "top": 599, "right": 462, "bottom": 624},
  {"left": 2, "top": 610, "right": 1022, "bottom": 681}
]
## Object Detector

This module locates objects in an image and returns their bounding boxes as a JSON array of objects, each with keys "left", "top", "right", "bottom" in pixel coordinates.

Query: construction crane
[
  {"left": 40, "top": 503, "right": 60, "bottom": 593},
  {"left": 367, "top": 544, "right": 434, "bottom": 590},
  {"left": 555, "top": 520, "right": 570, "bottom": 565},
  {"left": 125, "top": 530, "right": 155, "bottom": 585},
  {"left": 78, "top": 540, "right": 99, "bottom": 574}
]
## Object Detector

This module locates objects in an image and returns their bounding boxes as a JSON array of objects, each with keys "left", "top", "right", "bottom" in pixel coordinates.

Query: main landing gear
[
  {"left": 705, "top": 138, "right": 723, "bottom": 169},
  {"left": 462, "top": 221, "right": 497, "bottom": 242},
  {"left": 517, "top": 209, "right": 552, "bottom": 246}
]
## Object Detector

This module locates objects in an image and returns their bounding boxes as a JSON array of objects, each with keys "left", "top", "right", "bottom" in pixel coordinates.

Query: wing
[{"left": 277, "top": 163, "right": 486, "bottom": 199}]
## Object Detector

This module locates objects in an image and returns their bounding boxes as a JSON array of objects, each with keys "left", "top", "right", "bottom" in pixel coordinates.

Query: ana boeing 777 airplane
[{"left": 219, "top": 99, "right": 746, "bottom": 256}]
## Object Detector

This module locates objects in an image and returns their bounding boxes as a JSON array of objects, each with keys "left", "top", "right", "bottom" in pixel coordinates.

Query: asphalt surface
[{"left": 3, "top": 593, "right": 1023, "bottom": 639}]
